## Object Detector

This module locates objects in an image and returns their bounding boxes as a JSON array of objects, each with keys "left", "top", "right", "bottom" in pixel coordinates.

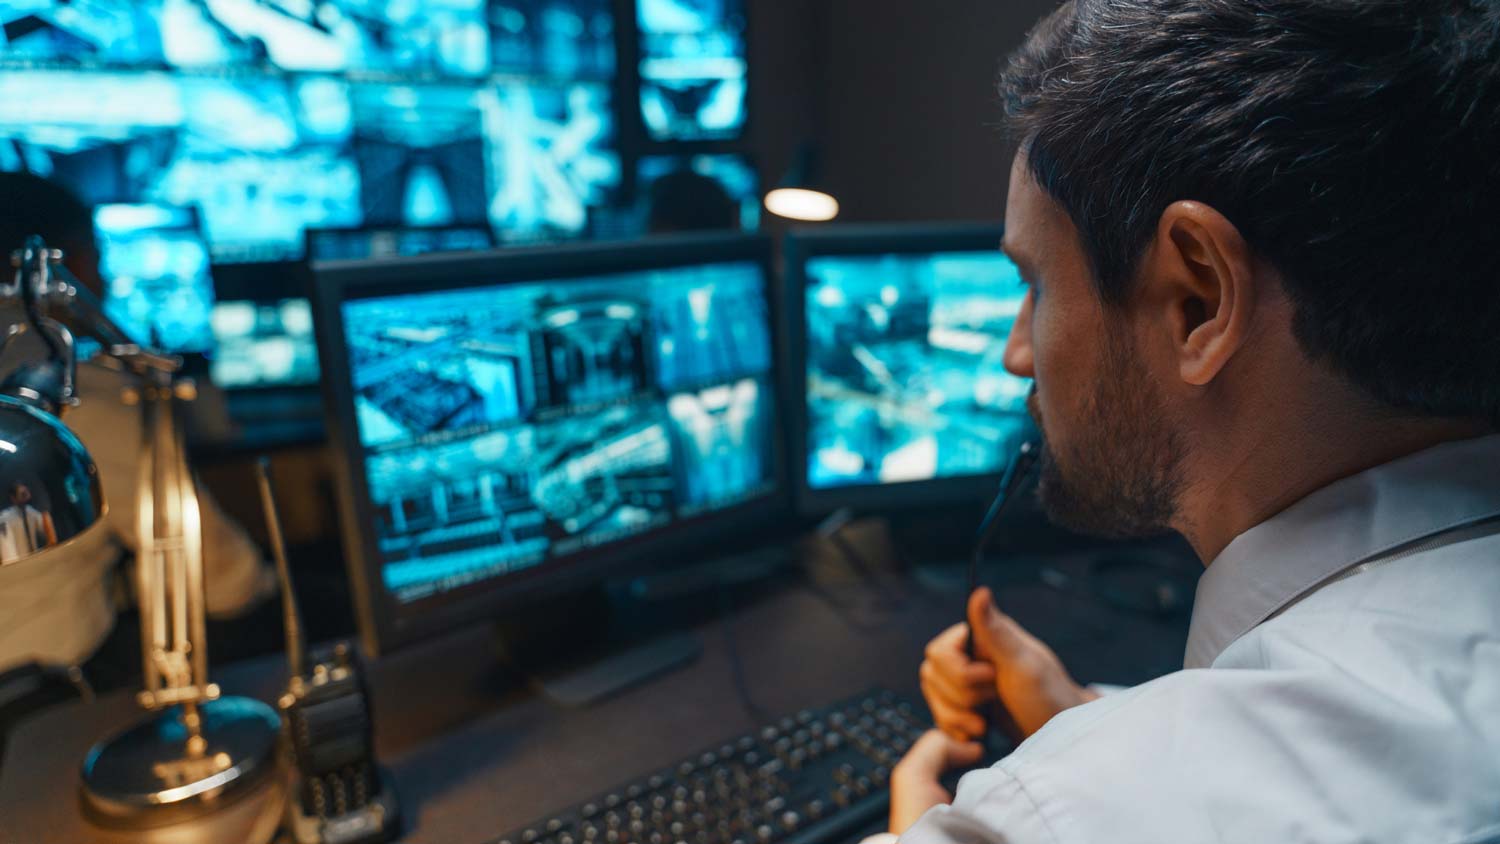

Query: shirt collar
[{"left": 1184, "top": 433, "right": 1500, "bottom": 669}]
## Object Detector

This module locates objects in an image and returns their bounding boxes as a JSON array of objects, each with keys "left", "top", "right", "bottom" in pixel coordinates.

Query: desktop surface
[{"left": 0, "top": 533, "right": 1196, "bottom": 844}]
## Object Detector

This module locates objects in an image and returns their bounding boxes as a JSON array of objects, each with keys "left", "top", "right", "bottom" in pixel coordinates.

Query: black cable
[
  {"left": 714, "top": 572, "right": 772, "bottom": 725},
  {"left": 965, "top": 440, "right": 1041, "bottom": 658}
]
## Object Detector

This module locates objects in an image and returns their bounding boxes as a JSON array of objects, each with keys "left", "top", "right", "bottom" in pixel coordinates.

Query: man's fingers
[
  {"left": 922, "top": 688, "right": 987, "bottom": 739},
  {"left": 895, "top": 729, "right": 984, "bottom": 781},
  {"left": 967, "top": 586, "right": 1031, "bottom": 663},
  {"left": 920, "top": 659, "right": 995, "bottom": 709},
  {"left": 924, "top": 622, "right": 971, "bottom": 667}
]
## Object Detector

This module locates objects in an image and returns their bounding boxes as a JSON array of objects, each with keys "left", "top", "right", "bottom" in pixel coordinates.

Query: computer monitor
[
  {"left": 94, "top": 202, "right": 216, "bottom": 353},
  {"left": 209, "top": 297, "right": 321, "bottom": 391},
  {"left": 783, "top": 223, "right": 1034, "bottom": 513},
  {"left": 490, "top": 0, "right": 615, "bottom": 78},
  {"left": 0, "top": 0, "right": 489, "bottom": 75},
  {"left": 0, "top": 68, "right": 364, "bottom": 264},
  {"left": 636, "top": 0, "right": 748, "bottom": 141},
  {"left": 312, "top": 234, "right": 783, "bottom": 654},
  {"left": 0, "top": 7, "right": 621, "bottom": 263},
  {"left": 305, "top": 224, "right": 496, "bottom": 262},
  {"left": 485, "top": 80, "right": 621, "bottom": 243}
]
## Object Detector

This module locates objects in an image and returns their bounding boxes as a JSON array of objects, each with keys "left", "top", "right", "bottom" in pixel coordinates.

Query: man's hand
[
  {"left": 888, "top": 729, "right": 984, "bottom": 834},
  {"left": 920, "top": 587, "right": 1099, "bottom": 741}
]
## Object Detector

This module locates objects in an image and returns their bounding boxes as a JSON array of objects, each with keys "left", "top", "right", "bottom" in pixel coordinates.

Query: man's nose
[{"left": 1003, "top": 289, "right": 1036, "bottom": 378}]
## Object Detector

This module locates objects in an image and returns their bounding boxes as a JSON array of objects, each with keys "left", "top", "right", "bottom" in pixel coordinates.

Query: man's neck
[{"left": 1174, "top": 391, "right": 1492, "bottom": 564}]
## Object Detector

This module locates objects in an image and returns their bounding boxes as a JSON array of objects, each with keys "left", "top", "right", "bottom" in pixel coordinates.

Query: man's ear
[{"left": 1137, "top": 201, "right": 1259, "bottom": 387}]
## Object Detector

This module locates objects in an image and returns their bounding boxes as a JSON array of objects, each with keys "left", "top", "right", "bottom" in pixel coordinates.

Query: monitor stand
[{"left": 493, "top": 546, "right": 795, "bottom": 708}]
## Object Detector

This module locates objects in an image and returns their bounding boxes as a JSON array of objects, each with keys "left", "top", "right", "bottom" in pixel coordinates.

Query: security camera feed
[
  {"left": 351, "top": 83, "right": 492, "bottom": 229},
  {"left": 0, "top": 3, "right": 625, "bottom": 264},
  {"left": 490, "top": 0, "right": 614, "bottom": 78},
  {"left": 637, "top": 0, "right": 747, "bottom": 141},
  {"left": 638, "top": 153, "right": 759, "bottom": 231},
  {"left": 0, "top": 70, "right": 363, "bottom": 264},
  {"left": 307, "top": 224, "right": 495, "bottom": 261},
  {"left": 340, "top": 260, "right": 776, "bottom": 603},
  {"left": 485, "top": 80, "right": 620, "bottom": 242},
  {"left": 0, "top": 0, "right": 489, "bottom": 75},
  {"left": 210, "top": 298, "right": 320, "bottom": 389},
  {"left": 93, "top": 203, "right": 216, "bottom": 352},
  {"left": 804, "top": 250, "right": 1033, "bottom": 490}
]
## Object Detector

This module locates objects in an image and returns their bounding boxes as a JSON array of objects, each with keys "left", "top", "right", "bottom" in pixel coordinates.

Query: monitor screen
[
  {"left": 307, "top": 225, "right": 495, "bottom": 262},
  {"left": 337, "top": 258, "right": 776, "bottom": 605},
  {"left": 803, "top": 249, "right": 1032, "bottom": 491},
  {"left": 0, "top": 69, "right": 364, "bottom": 264},
  {"left": 490, "top": 0, "right": 614, "bottom": 78},
  {"left": 637, "top": 0, "right": 747, "bottom": 141},
  {"left": 485, "top": 80, "right": 620, "bottom": 242},
  {"left": 210, "top": 298, "right": 320, "bottom": 389},
  {"left": 0, "top": 0, "right": 489, "bottom": 75},
  {"left": 350, "top": 82, "right": 493, "bottom": 229},
  {"left": 638, "top": 154, "right": 759, "bottom": 231},
  {"left": 0, "top": 3, "right": 621, "bottom": 263},
  {"left": 94, "top": 202, "right": 216, "bottom": 352}
]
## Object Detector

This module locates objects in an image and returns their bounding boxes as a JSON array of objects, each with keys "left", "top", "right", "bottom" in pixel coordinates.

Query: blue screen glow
[
  {"left": 804, "top": 251, "right": 1033, "bottom": 490},
  {"left": 340, "top": 261, "right": 775, "bottom": 603},
  {"left": 209, "top": 298, "right": 320, "bottom": 389},
  {"left": 485, "top": 81, "right": 620, "bottom": 242},
  {"left": 490, "top": 0, "right": 614, "bottom": 78},
  {"left": 93, "top": 202, "right": 216, "bottom": 352},
  {"left": 0, "top": 0, "right": 489, "bottom": 75},
  {"left": 0, "top": 3, "right": 623, "bottom": 263},
  {"left": 307, "top": 224, "right": 495, "bottom": 261},
  {"left": 636, "top": 0, "right": 746, "bottom": 141}
]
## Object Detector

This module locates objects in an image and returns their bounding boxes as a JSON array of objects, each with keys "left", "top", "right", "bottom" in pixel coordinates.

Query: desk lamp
[{"left": 2, "top": 237, "right": 280, "bottom": 830}]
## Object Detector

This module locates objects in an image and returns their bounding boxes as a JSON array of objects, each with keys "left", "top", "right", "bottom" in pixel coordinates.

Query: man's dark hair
[
  {"left": 647, "top": 170, "right": 739, "bottom": 234},
  {"left": 1001, "top": 0, "right": 1500, "bottom": 424},
  {"left": 0, "top": 171, "right": 96, "bottom": 260}
]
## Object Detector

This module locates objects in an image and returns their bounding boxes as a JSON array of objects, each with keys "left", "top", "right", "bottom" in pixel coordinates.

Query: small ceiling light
[{"left": 764, "top": 143, "right": 840, "bottom": 222}]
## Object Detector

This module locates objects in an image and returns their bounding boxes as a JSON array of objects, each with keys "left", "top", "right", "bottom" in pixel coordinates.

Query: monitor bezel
[
  {"left": 781, "top": 221, "right": 1027, "bottom": 516},
  {"left": 311, "top": 233, "right": 788, "bottom": 655},
  {"left": 302, "top": 224, "right": 498, "bottom": 263}
]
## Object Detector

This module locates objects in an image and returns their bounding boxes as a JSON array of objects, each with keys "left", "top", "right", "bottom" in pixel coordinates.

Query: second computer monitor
[
  {"left": 786, "top": 223, "right": 1033, "bottom": 513},
  {"left": 313, "top": 234, "right": 783, "bottom": 654}
]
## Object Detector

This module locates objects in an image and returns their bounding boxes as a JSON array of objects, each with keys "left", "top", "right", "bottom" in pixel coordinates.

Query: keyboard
[{"left": 493, "top": 689, "right": 927, "bottom": 844}]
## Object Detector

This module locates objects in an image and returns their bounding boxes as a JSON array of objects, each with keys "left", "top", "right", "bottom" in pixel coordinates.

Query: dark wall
[{"left": 748, "top": 0, "right": 1060, "bottom": 227}]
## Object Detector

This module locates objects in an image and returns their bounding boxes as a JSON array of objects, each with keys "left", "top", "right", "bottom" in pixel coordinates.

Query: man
[
  {"left": 0, "top": 171, "right": 271, "bottom": 677},
  {"left": 886, "top": 1, "right": 1500, "bottom": 841},
  {"left": 0, "top": 484, "right": 56, "bottom": 563},
  {"left": 647, "top": 169, "right": 741, "bottom": 234}
]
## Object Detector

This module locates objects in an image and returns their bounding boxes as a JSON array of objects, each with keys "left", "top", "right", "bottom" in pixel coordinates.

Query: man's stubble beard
[{"left": 1027, "top": 333, "right": 1185, "bottom": 539}]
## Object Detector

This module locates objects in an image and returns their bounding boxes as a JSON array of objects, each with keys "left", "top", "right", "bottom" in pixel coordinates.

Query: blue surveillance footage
[
  {"left": 351, "top": 83, "right": 492, "bottom": 228},
  {"left": 93, "top": 203, "right": 215, "bottom": 352},
  {"left": 637, "top": 0, "right": 747, "bottom": 141},
  {"left": 0, "top": 1, "right": 488, "bottom": 75},
  {"left": 0, "top": 70, "right": 363, "bottom": 263},
  {"left": 485, "top": 81, "right": 620, "bottom": 242},
  {"left": 307, "top": 224, "right": 494, "bottom": 261},
  {"left": 340, "top": 261, "right": 775, "bottom": 603},
  {"left": 804, "top": 251, "right": 1033, "bottom": 490},
  {"left": 638, "top": 153, "right": 759, "bottom": 231},
  {"left": 490, "top": 0, "right": 613, "bottom": 79},
  {"left": 209, "top": 298, "right": 320, "bottom": 389}
]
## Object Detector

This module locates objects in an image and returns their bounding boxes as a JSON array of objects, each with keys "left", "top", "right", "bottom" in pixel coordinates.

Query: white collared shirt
[{"left": 903, "top": 434, "right": 1500, "bottom": 844}]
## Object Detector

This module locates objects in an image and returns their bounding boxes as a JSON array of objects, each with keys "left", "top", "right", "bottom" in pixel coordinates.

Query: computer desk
[{"left": 0, "top": 540, "right": 1195, "bottom": 844}]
